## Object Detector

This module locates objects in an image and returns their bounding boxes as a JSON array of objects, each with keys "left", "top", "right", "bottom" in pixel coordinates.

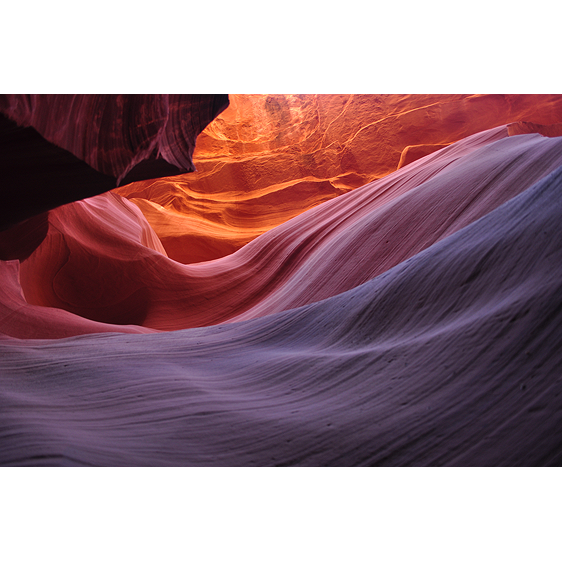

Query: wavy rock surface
[
  {"left": 116, "top": 94, "right": 562, "bottom": 263},
  {"left": 1, "top": 162, "right": 562, "bottom": 465},
  {"left": 3, "top": 125, "right": 561, "bottom": 339},
  {"left": 2, "top": 95, "right": 562, "bottom": 466}
]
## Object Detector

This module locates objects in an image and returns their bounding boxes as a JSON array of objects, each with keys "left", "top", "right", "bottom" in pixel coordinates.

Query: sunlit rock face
[
  {"left": 2, "top": 94, "right": 562, "bottom": 466},
  {"left": 116, "top": 94, "right": 562, "bottom": 263},
  {"left": 0, "top": 94, "right": 228, "bottom": 231},
  {"left": 2, "top": 123, "right": 561, "bottom": 339},
  {"left": 194, "top": 94, "right": 562, "bottom": 182}
]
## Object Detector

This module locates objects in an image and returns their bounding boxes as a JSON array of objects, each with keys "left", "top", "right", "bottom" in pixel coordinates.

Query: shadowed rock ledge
[{"left": 0, "top": 94, "right": 229, "bottom": 231}]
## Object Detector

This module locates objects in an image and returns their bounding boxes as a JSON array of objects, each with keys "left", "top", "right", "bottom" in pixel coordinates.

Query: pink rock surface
[
  {"left": 2, "top": 95, "right": 562, "bottom": 465},
  {"left": 1, "top": 160, "right": 561, "bottom": 465},
  {"left": 4, "top": 125, "right": 561, "bottom": 338}
]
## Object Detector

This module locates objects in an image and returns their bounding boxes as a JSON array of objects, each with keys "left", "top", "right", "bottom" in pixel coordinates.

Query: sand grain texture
[
  {"left": 1, "top": 163, "right": 562, "bottom": 465},
  {"left": 1, "top": 94, "right": 562, "bottom": 466}
]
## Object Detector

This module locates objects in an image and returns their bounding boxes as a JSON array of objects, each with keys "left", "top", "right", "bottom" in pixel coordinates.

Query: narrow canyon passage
[{"left": 1, "top": 94, "right": 562, "bottom": 466}]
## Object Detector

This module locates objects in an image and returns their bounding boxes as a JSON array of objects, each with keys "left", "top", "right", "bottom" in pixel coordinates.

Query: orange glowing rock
[
  {"left": 6, "top": 95, "right": 562, "bottom": 467},
  {"left": 397, "top": 144, "right": 450, "bottom": 169},
  {"left": 3, "top": 123, "right": 561, "bottom": 339},
  {"left": 117, "top": 94, "right": 562, "bottom": 264}
]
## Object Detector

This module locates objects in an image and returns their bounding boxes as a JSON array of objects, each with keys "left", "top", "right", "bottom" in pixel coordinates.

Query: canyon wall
[
  {"left": 0, "top": 94, "right": 228, "bottom": 230},
  {"left": 116, "top": 94, "right": 562, "bottom": 263},
  {"left": 2, "top": 94, "right": 562, "bottom": 466}
]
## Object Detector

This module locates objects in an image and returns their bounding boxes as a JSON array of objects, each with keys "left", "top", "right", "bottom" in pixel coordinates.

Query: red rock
[
  {"left": 507, "top": 121, "right": 562, "bottom": 137},
  {"left": 0, "top": 94, "right": 228, "bottom": 230},
  {"left": 0, "top": 259, "right": 151, "bottom": 339},
  {"left": 3, "top": 95, "right": 562, "bottom": 466},
  {"left": 117, "top": 94, "right": 562, "bottom": 264},
  {"left": 397, "top": 144, "right": 450, "bottom": 169},
  {"left": 4, "top": 124, "right": 561, "bottom": 338}
]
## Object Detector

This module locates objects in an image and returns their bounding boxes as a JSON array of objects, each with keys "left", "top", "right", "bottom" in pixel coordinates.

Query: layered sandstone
[
  {"left": 2, "top": 144, "right": 562, "bottom": 465},
  {"left": 2, "top": 124, "right": 561, "bottom": 338},
  {"left": 117, "top": 94, "right": 562, "bottom": 263},
  {"left": 2, "top": 94, "right": 562, "bottom": 467},
  {"left": 0, "top": 94, "right": 228, "bottom": 230}
]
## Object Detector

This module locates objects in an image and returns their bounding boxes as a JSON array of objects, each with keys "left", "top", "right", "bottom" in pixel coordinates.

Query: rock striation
[
  {"left": 1, "top": 94, "right": 562, "bottom": 466},
  {"left": 0, "top": 94, "right": 228, "bottom": 231},
  {"left": 1, "top": 158, "right": 562, "bottom": 465},
  {"left": 116, "top": 94, "right": 562, "bottom": 263},
  {"left": 2, "top": 123, "right": 562, "bottom": 340}
]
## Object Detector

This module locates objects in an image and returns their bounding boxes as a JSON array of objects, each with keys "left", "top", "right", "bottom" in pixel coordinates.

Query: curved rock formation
[
  {"left": 2, "top": 94, "right": 562, "bottom": 466},
  {"left": 397, "top": 144, "right": 449, "bottom": 169},
  {"left": 116, "top": 94, "right": 562, "bottom": 263},
  {"left": 1, "top": 161, "right": 562, "bottom": 465},
  {"left": 0, "top": 94, "right": 229, "bottom": 231},
  {"left": 2, "top": 124, "right": 561, "bottom": 339}
]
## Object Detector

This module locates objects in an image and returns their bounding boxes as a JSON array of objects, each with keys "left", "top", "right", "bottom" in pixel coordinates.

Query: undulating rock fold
[
  {"left": 115, "top": 94, "right": 562, "bottom": 264},
  {"left": 1, "top": 94, "right": 562, "bottom": 466},
  {"left": 4, "top": 124, "right": 561, "bottom": 338},
  {"left": 1, "top": 163, "right": 562, "bottom": 465}
]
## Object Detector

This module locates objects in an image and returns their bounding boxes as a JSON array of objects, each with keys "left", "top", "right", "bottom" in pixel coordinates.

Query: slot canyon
[{"left": 1, "top": 93, "right": 562, "bottom": 466}]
